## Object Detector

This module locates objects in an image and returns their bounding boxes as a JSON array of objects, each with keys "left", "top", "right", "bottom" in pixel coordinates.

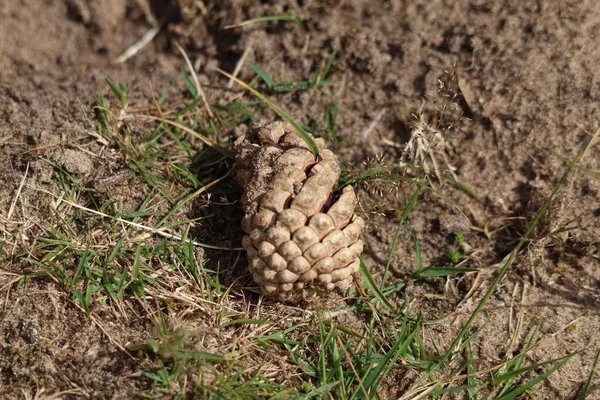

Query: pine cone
[{"left": 235, "top": 120, "right": 364, "bottom": 302}]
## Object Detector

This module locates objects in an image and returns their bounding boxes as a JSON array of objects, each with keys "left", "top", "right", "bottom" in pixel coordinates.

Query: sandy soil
[{"left": 1, "top": 0, "right": 599, "bottom": 398}]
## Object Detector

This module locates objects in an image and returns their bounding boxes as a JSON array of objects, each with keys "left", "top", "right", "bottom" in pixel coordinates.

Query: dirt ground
[{"left": 1, "top": 0, "right": 599, "bottom": 398}]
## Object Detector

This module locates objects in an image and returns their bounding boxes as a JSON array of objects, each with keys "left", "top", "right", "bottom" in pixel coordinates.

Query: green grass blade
[
  {"left": 414, "top": 266, "right": 478, "bottom": 278},
  {"left": 496, "top": 352, "right": 579, "bottom": 400},
  {"left": 117, "top": 210, "right": 167, "bottom": 219},
  {"left": 255, "top": 335, "right": 301, "bottom": 346},
  {"left": 359, "top": 257, "right": 395, "bottom": 312},
  {"left": 380, "top": 218, "right": 404, "bottom": 289},
  {"left": 465, "top": 341, "right": 478, "bottom": 400},
  {"left": 217, "top": 68, "right": 319, "bottom": 157},
  {"left": 545, "top": 145, "right": 600, "bottom": 180},
  {"left": 496, "top": 326, "right": 538, "bottom": 398},
  {"left": 107, "top": 237, "right": 125, "bottom": 264},
  {"left": 381, "top": 184, "right": 421, "bottom": 286},
  {"left": 359, "top": 324, "right": 420, "bottom": 398},
  {"left": 131, "top": 243, "right": 142, "bottom": 281},
  {"left": 219, "top": 319, "right": 272, "bottom": 329},
  {"left": 442, "top": 172, "right": 484, "bottom": 203},
  {"left": 322, "top": 48, "right": 339, "bottom": 81},
  {"left": 581, "top": 347, "right": 600, "bottom": 399},
  {"left": 331, "top": 336, "right": 346, "bottom": 398},
  {"left": 408, "top": 221, "right": 423, "bottom": 274},
  {"left": 105, "top": 77, "right": 127, "bottom": 108},
  {"left": 302, "top": 381, "right": 339, "bottom": 399},
  {"left": 493, "top": 352, "right": 580, "bottom": 383},
  {"left": 430, "top": 384, "right": 480, "bottom": 396},
  {"left": 248, "top": 61, "right": 273, "bottom": 88},
  {"left": 324, "top": 101, "right": 339, "bottom": 135},
  {"left": 71, "top": 289, "right": 89, "bottom": 313},
  {"left": 181, "top": 70, "right": 198, "bottom": 98},
  {"left": 71, "top": 245, "right": 90, "bottom": 289}
]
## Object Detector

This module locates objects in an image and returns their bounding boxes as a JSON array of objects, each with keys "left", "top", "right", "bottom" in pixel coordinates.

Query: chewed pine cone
[{"left": 235, "top": 120, "right": 364, "bottom": 302}]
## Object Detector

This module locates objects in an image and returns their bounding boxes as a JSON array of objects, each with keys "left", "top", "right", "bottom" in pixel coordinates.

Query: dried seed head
[{"left": 235, "top": 120, "right": 364, "bottom": 303}]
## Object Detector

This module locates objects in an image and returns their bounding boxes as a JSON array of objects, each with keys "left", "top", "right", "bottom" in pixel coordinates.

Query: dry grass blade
[
  {"left": 135, "top": 114, "right": 232, "bottom": 158},
  {"left": 176, "top": 42, "right": 213, "bottom": 118},
  {"left": 224, "top": 15, "right": 303, "bottom": 29},
  {"left": 23, "top": 141, "right": 63, "bottom": 154},
  {"left": 227, "top": 41, "right": 254, "bottom": 89},
  {"left": 216, "top": 67, "right": 320, "bottom": 157},
  {"left": 28, "top": 185, "right": 242, "bottom": 251},
  {"left": 7, "top": 162, "right": 28, "bottom": 220}
]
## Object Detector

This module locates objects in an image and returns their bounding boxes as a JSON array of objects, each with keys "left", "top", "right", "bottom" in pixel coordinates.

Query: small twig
[
  {"left": 114, "top": 26, "right": 160, "bottom": 64},
  {"left": 176, "top": 42, "right": 214, "bottom": 118}
]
